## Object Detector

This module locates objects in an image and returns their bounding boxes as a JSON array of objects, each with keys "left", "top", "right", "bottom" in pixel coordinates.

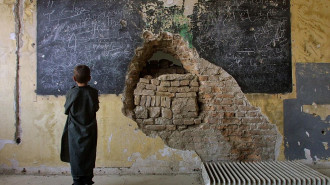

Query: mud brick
[
  {"left": 140, "top": 96, "right": 147, "bottom": 106},
  {"left": 223, "top": 118, "right": 241, "bottom": 124},
  {"left": 135, "top": 119, "right": 143, "bottom": 125},
  {"left": 236, "top": 112, "right": 246, "bottom": 117},
  {"left": 148, "top": 107, "right": 160, "bottom": 118},
  {"left": 141, "top": 90, "right": 155, "bottom": 96},
  {"left": 234, "top": 99, "right": 245, "bottom": 105},
  {"left": 145, "top": 125, "right": 165, "bottom": 131},
  {"left": 157, "top": 86, "right": 168, "bottom": 92},
  {"left": 173, "top": 119, "right": 183, "bottom": 125},
  {"left": 143, "top": 118, "right": 154, "bottom": 125},
  {"left": 139, "top": 78, "right": 150, "bottom": 84},
  {"left": 156, "top": 92, "right": 175, "bottom": 97},
  {"left": 160, "top": 81, "right": 171, "bottom": 87},
  {"left": 171, "top": 81, "right": 180, "bottom": 87},
  {"left": 161, "top": 96, "right": 171, "bottom": 108},
  {"left": 184, "top": 119, "right": 195, "bottom": 125},
  {"left": 222, "top": 99, "right": 233, "bottom": 105},
  {"left": 168, "top": 87, "right": 178, "bottom": 93},
  {"left": 224, "top": 112, "right": 236, "bottom": 118},
  {"left": 180, "top": 80, "right": 190, "bottom": 86},
  {"left": 155, "top": 117, "right": 172, "bottom": 125},
  {"left": 146, "top": 96, "right": 151, "bottom": 107},
  {"left": 162, "top": 108, "right": 172, "bottom": 119},
  {"left": 151, "top": 96, "right": 156, "bottom": 106},
  {"left": 194, "top": 118, "right": 202, "bottom": 124},
  {"left": 216, "top": 94, "right": 235, "bottom": 98},
  {"left": 199, "top": 75, "right": 208, "bottom": 81},
  {"left": 145, "top": 84, "right": 157, "bottom": 90},
  {"left": 209, "top": 75, "right": 220, "bottom": 81},
  {"left": 166, "top": 125, "right": 177, "bottom": 131},
  {"left": 189, "top": 87, "right": 199, "bottom": 92},
  {"left": 151, "top": 79, "right": 160, "bottom": 86},
  {"left": 134, "top": 95, "right": 140, "bottom": 106},
  {"left": 246, "top": 111, "right": 258, "bottom": 117},
  {"left": 177, "top": 125, "right": 187, "bottom": 131},
  {"left": 135, "top": 106, "right": 148, "bottom": 119},
  {"left": 155, "top": 96, "right": 161, "bottom": 106},
  {"left": 177, "top": 86, "right": 190, "bottom": 93},
  {"left": 199, "top": 86, "right": 212, "bottom": 93}
]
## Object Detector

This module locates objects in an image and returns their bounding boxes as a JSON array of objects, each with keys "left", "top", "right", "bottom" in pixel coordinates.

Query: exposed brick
[
  {"left": 199, "top": 75, "right": 208, "bottom": 81},
  {"left": 168, "top": 87, "right": 178, "bottom": 93},
  {"left": 180, "top": 80, "right": 190, "bottom": 86},
  {"left": 146, "top": 96, "right": 151, "bottom": 107},
  {"left": 223, "top": 118, "right": 241, "bottom": 124},
  {"left": 151, "top": 79, "right": 160, "bottom": 85},
  {"left": 141, "top": 90, "right": 155, "bottom": 96},
  {"left": 155, "top": 117, "right": 172, "bottom": 125},
  {"left": 177, "top": 86, "right": 190, "bottom": 93},
  {"left": 184, "top": 119, "right": 195, "bottom": 125},
  {"left": 156, "top": 92, "right": 175, "bottom": 97},
  {"left": 160, "top": 81, "right": 171, "bottom": 87},
  {"left": 161, "top": 96, "right": 171, "bottom": 108},
  {"left": 155, "top": 96, "right": 161, "bottom": 106},
  {"left": 177, "top": 125, "right": 187, "bottom": 131},
  {"left": 157, "top": 86, "right": 168, "bottom": 92},
  {"left": 190, "top": 81, "right": 199, "bottom": 87},
  {"left": 134, "top": 95, "right": 140, "bottom": 106},
  {"left": 173, "top": 119, "right": 183, "bottom": 125},
  {"left": 140, "top": 96, "right": 147, "bottom": 106},
  {"left": 143, "top": 118, "right": 154, "bottom": 125},
  {"left": 224, "top": 112, "right": 236, "bottom": 118},
  {"left": 139, "top": 78, "right": 150, "bottom": 84},
  {"left": 162, "top": 108, "right": 173, "bottom": 119},
  {"left": 166, "top": 125, "right": 177, "bottom": 131},
  {"left": 190, "top": 87, "right": 199, "bottom": 92},
  {"left": 135, "top": 106, "right": 148, "bottom": 119},
  {"left": 145, "top": 84, "right": 157, "bottom": 90},
  {"left": 150, "top": 96, "right": 156, "bottom": 106},
  {"left": 145, "top": 125, "right": 165, "bottom": 131},
  {"left": 194, "top": 118, "right": 202, "bottom": 124},
  {"left": 171, "top": 81, "right": 180, "bottom": 87},
  {"left": 148, "top": 107, "right": 160, "bottom": 118}
]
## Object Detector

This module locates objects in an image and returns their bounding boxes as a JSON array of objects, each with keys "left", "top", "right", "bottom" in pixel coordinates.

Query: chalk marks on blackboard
[
  {"left": 37, "top": 0, "right": 143, "bottom": 95},
  {"left": 191, "top": 0, "right": 292, "bottom": 93}
]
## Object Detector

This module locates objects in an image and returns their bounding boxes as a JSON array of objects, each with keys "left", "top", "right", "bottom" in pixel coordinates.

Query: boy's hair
[{"left": 74, "top": 65, "right": 91, "bottom": 83}]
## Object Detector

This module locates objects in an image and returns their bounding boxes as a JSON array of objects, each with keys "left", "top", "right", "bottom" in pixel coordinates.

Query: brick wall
[{"left": 122, "top": 31, "right": 282, "bottom": 162}]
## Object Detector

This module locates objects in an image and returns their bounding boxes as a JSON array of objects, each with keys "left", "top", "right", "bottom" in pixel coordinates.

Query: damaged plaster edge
[
  {"left": 13, "top": 0, "right": 24, "bottom": 144},
  {"left": 0, "top": 139, "right": 16, "bottom": 151}
]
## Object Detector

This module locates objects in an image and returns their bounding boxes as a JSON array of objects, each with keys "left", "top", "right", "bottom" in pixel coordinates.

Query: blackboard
[
  {"left": 191, "top": 0, "right": 292, "bottom": 93},
  {"left": 37, "top": 0, "right": 143, "bottom": 95},
  {"left": 37, "top": 0, "right": 292, "bottom": 95}
]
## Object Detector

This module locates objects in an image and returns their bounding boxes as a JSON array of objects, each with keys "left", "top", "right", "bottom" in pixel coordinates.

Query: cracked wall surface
[
  {"left": 122, "top": 32, "right": 282, "bottom": 162},
  {"left": 0, "top": 0, "right": 329, "bottom": 175}
]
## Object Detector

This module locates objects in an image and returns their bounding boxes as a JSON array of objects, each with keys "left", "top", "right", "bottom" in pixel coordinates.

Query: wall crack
[{"left": 14, "top": 0, "right": 24, "bottom": 144}]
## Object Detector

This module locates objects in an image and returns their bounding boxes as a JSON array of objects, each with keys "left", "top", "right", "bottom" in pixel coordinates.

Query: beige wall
[{"left": 0, "top": 0, "right": 329, "bottom": 174}]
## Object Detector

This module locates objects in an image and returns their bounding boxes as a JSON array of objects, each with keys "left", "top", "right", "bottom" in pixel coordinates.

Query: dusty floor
[{"left": 0, "top": 174, "right": 202, "bottom": 185}]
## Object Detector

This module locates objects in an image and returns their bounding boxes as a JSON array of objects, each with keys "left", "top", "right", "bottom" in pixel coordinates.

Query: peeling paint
[
  {"left": 304, "top": 148, "right": 313, "bottom": 161},
  {"left": 322, "top": 142, "right": 328, "bottom": 150},
  {"left": 0, "top": 139, "right": 15, "bottom": 150},
  {"left": 303, "top": 103, "right": 330, "bottom": 121}
]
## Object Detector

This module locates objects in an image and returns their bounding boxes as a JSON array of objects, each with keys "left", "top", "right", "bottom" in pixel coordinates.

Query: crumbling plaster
[{"left": 0, "top": 0, "right": 329, "bottom": 174}]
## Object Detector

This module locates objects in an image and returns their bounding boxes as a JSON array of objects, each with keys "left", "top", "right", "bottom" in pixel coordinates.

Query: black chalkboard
[
  {"left": 37, "top": 0, "right": 292, "bottom": 95},
  {"left": 191, "top": 0, "right": 292, "bottom": 93},
  {"left": 37, "top": 0, "right": 143, "bottom": 95}
]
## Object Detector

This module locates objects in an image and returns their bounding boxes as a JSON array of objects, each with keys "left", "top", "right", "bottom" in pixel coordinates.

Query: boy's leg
[{"left": 73, "top": 175, "right": 94, "bottom": 185}]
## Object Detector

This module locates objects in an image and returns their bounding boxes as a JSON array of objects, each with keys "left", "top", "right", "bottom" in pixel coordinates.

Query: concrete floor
[{"left": 0, "top": 174, "right": 202, "bottom": 185}]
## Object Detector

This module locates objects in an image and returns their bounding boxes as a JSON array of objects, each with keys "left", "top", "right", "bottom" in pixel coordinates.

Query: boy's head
[{"left": 73, "top": 65, "right": 91, "bottom": 84}]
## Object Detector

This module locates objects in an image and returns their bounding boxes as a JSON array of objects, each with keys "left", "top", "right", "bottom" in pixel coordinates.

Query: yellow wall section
[{"left": 0, "top": 0, "right": 329, "bottom": 170}]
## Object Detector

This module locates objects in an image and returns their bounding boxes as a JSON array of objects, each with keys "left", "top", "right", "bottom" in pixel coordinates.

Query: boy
[{"left": 61, "top": 65, "right": 99, "bottom": 185}]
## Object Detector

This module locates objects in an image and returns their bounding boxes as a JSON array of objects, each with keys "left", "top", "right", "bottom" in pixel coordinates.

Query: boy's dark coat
[{"left": 61, "top": 86, "right": 99, "bottom": 177}]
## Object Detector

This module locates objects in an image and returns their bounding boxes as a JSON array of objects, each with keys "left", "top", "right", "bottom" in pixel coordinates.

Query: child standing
[{"left": 60, "top": 65, "right": 99, "bottom": 185}]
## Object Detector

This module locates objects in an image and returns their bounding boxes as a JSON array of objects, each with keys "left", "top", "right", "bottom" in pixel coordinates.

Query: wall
[{"left": 0, "top": 0, "right": 329, "bottom": 174}]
